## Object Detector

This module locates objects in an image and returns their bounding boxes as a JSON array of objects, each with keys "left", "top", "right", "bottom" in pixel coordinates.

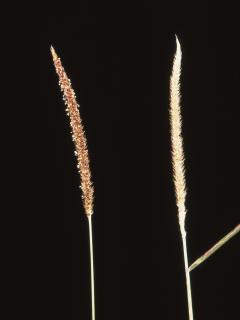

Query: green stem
[
  {"left": 182, "top": 233, "right": 194, "bottom": 320},
  {"left": 88, "top": 215, "right": 95, "bottom": 320}
]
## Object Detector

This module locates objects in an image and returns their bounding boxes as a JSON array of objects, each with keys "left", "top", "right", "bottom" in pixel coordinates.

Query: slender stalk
[
  {"left": 88, "top": 215, "right": 95, "bottom": 320},
  {"left": 182, "top": 233, "right": 194, "bottom": 320},
  {"left": 189, "top": 224, "right": 240, "bottom": 272}
]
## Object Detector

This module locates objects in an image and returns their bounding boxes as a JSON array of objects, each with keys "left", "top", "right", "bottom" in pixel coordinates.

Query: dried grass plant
[
  {"left": 51, "top": 47, "right": 95, "bottom": 320},
  {"left": 170, "top": 36, "right": 240, "bottom": 319},
  {"left": 169, "top": 36, "right": 194, "bottom": 320}
]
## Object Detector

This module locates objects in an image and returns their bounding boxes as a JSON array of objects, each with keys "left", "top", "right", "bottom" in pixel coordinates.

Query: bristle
[
  {"left": 170, "top": 36, "right": 186, "bottom": 235},
  {"left": 51, "top": 47, "right": 94, "bottom": 216}
]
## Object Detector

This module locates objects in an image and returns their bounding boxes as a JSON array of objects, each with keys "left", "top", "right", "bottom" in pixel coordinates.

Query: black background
[{"left": 3, "top": 2, "right": 240, "bottom": 320}]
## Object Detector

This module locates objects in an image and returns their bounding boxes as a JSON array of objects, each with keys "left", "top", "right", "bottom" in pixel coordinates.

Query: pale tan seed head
[
  {"left": 169, "top": 36, "right": 186, "bottom": 234},
  {"left": 51, "top": 46, "right": 94, "bottom": 216}
]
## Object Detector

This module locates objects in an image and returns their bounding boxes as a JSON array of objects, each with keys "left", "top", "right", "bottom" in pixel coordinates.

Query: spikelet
[
  {"left": 169, "top": 36, "right": 186, "bottom": 236},
  {"left": 51, "top": 46, "right": 94, "bottom": 216}
]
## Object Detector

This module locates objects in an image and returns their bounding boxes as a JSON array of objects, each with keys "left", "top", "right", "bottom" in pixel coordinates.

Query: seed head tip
[{"left": 50, "top": 46, "right": 58, "bottom": 61}]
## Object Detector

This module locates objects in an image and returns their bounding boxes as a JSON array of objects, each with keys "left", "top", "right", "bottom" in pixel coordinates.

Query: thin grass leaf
[{"left": 189, "top": 224, "right": 240, "bottom": 272}]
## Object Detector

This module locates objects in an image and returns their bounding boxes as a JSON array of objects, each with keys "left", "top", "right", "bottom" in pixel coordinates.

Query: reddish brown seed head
[{"left": 51, "top": 46, "right": 94, "bottom": 216}]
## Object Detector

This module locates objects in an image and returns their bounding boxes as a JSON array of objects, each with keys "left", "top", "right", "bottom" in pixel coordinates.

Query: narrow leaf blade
[{"left": 189, "top": 224, "right": 240, "bottom": 272}]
